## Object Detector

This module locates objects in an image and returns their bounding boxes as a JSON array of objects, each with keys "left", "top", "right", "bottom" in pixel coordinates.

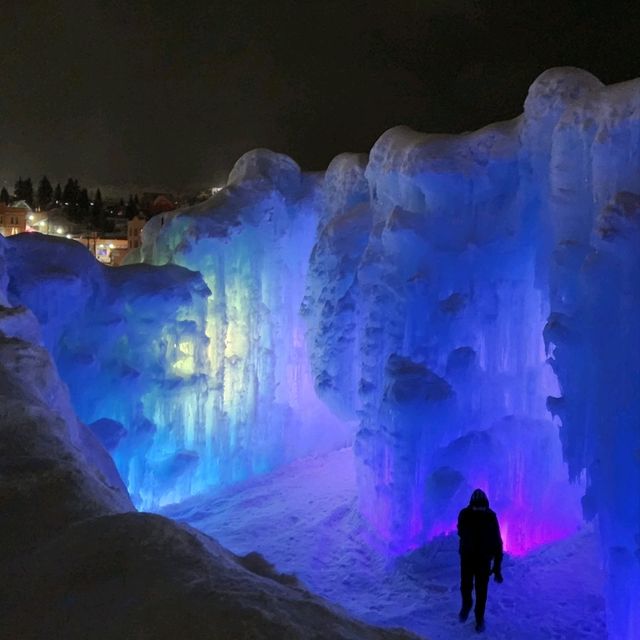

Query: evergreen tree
[
  {"left": 62, "top": 178, "right": 77, "bottom": 206},
  {"left": 0, "top": 186, "right": 9, "bottom": 204},
  {"left": 91, "top": 188, "right": 104, "bottom": 229},
  {"left": 24, "top": 177, "right": 34, "bottom": 207},
  {"left": 54, "top": 183, "right": 62, "bottom": 204},
  {"left": 77, "top": 188, "right": 90, "bottom": 221},
  {"left": 125, "top": 194, "right": 139, "bottom": 219},
  {"left": 63, "top": 178, "right": 82, "bottom": 220},
  {"left": 37, "top": 176, "right": 53, "bottom": 210},
  {"left": 14, "top": 177, "right": 34, "bottom": 207}
]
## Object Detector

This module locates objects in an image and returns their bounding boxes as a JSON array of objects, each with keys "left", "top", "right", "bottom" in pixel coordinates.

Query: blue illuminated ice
[
  {"left": 6, "top": 150, "right": 352, "bottom": 510},
  {"left": 3, "top": 68, "right": 639, "bottom": 639}
]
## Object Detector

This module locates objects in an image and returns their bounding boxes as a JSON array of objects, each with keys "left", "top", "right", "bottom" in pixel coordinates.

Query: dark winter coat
[{"left": 457, "top": 505, "right": 503, "bottom": 568}]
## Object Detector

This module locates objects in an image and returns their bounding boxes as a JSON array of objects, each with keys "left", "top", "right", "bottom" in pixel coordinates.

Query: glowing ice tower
[
  {"left": 530, "top": 69, "right": 640, "bottom": 640},
  {"left": 306, "top": 120, "right": 584, "bottom": 556},
  {"left": 131, "top": 149, "right": 351, "bottom": 502}
]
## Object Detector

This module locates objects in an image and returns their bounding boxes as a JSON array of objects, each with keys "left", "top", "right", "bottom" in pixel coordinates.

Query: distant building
[
  {"left": 0, "top": 200, "right": 32, "bottom": 236},
  {"left": 140, "top": 192, "right": 176, "bottom": 216},
  {"left": 128, "top": 214, "right": 146, "bottom": 250},
  {"left": 94, "top": 237, "right": 129, "bottom": 266},
  {"left": 150, "top": 195, "right": 176, "bottom": 216},
  {"left": 31, "top": 208, "right": 78, "bottom": 236}
]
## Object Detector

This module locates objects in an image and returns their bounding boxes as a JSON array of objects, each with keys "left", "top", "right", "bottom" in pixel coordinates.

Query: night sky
[{"left": 1, "top": 1, "right": 639, "bottom": 193}]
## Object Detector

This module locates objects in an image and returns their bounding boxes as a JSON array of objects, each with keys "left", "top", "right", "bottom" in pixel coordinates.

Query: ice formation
[
  {"left": 6, "top": 155, "right": 351, "bottom": 509},
  {"left": 3, "top": 67, "right": 639, "bottom": 639}
]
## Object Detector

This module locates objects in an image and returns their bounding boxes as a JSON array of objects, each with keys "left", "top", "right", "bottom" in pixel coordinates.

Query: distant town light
[
  {"left": 65, "top": 234, "right": 71, "bottom": 239},
  {"left": 28, "top": 214, "right": 34, "bottom": 221},
  {"left": 108, "top": 243, "right": 115, "bottom": 249},
  {"left": 38, "top": 220, "right": 46, "bottom": 227},
  {"left": 56, "top": 227, "right": 63, "bottom": 234},
  {"left": 211, "top": 186, "right": 223, "bottom": 195}
]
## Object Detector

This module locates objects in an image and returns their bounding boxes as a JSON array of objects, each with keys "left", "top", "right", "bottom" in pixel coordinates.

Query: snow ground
[{"left": 163, "top": 448, "right": 607, "bottom": 640}]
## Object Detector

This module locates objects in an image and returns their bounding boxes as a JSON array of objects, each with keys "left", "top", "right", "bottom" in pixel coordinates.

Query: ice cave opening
[{"left": 4, "top": 67, "right": 639, "bottom": 639}]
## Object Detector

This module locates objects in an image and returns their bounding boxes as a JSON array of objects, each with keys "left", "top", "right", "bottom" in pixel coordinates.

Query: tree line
[{"left": 1, "top": 176, "right": 143, "bottom": 231}]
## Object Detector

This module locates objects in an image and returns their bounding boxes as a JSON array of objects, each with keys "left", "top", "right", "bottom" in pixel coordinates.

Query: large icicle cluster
[
  {"left": 6, "top": 233, "right": 212, "bottom": 507},
  {"left": 535, "top": 72, "right": 640, "bottom": 640},
  {"left": 307, "top": 117, "right": 583, "bottom": 556},
  {"left": 131, "top": 150, "right": 351, "bottom": 494},
  {"left": 305, "top": 68, "right": 640, "bottom": 639},
  {"left": 5, "top": 150, "right": 350, "bottom": 509}
]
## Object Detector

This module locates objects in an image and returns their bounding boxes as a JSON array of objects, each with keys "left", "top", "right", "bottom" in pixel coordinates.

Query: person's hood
[{"left": 469, "top": 488, "right": 489, "bottom": 508}]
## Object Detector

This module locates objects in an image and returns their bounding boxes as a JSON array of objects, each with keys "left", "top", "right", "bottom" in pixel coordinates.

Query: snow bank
[{"left": 1, "top": 511, "right": 417, "bottom": 640}]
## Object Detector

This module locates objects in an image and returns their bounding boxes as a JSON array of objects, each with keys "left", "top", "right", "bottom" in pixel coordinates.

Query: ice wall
[
  {"left": 5, "top": 150, "right": 351, "bottom": 509},
  {"left": 306, "top": 118, "right": 583, "bottom": 556},
  {"left": 132, "top": 150, "right": 352, "bottom": 489},
  {"left": 534, "top": 72, "right": 640, "bottom": 640},
  {"left": 6, "top": 234, "right": 213, "bottom": 506},
  {"left": 304, "top": 68, "right": 639, "bottom": 638}
]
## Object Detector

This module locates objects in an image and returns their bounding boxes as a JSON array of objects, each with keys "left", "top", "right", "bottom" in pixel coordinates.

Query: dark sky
[{"left": 1, "top": 1, "right": 639, "bottom": 194}]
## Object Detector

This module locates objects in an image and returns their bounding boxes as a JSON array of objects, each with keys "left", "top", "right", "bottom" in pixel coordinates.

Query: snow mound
[{"left": 1, "top": 512, "right": 417, "bottom": 640}]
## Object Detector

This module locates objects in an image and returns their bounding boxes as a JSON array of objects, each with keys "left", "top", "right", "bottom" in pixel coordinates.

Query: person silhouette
[{"left": 457, "top": 489, "right": 504, "bottom": 633}]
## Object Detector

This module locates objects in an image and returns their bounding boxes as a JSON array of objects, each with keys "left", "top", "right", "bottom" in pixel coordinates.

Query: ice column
[
  {"left": 531, "top": 69, "right": 640, "bottom": 640},
  {"left": 306, "top": 117, "right": 583, "bottom": 554}
]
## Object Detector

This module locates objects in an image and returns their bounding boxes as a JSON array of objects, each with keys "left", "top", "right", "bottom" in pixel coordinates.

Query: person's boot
[
  {"left": 475, "top": 619, "right": 485, "bottom": 633},
  {"left": 458, "top": 604, "right": 471, "bottom": 622}
]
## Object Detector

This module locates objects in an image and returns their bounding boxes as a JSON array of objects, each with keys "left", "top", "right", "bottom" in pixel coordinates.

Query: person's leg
[
  {"left": 473, "top": 562, "right": 491, "bottom": 629},
  {"left": 459, "top": 557, "right": 473, "bottom": 620}
]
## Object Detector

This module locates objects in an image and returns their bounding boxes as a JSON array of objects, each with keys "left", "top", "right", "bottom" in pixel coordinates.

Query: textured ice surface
[
  {"left": 6, "top": 150, "right": 352, "bottom": 511},
  {"left": 0, "top": 217, "right": 415, "bottom": 640},
  {"left": 3, "top": 68, "right": 639, "bottom": 639}
]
